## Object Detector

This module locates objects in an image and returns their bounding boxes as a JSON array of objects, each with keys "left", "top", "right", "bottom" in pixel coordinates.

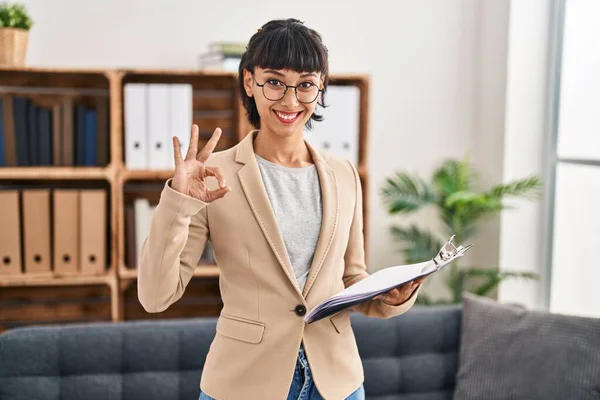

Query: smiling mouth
[{"left": 274, "top": 110, "right": 303, "bottom": 123}]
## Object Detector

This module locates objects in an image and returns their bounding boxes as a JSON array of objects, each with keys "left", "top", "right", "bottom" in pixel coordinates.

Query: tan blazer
[{"left": 138, "top": 130, "right": 420, "bottom": 400}]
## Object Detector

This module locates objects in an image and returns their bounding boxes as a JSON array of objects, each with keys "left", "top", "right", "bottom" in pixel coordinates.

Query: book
[
  {"left": 0, "top": 94, "right": 108, "bottom": 167},
  {"left": 198, "top": 41, "right": 246, "bottom": 72},
  {"left": 304, "top": 235, "right": 473, "bottom": 324}
]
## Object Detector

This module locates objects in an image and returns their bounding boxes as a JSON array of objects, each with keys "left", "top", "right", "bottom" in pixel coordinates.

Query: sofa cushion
[
  {"left": 353, "top": 305, "right": 461, "bottom": 400},
  {"left": 453, "top": 293, "right": 600, "bottom": 400},
  {"left": 0, "top": 318, "right": 217, "bottom": 400}
]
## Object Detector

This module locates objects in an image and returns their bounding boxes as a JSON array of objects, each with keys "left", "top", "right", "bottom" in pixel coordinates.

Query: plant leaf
[
  {"left": 381, "top": 172, "right": 437, "bottom": 214},
  {"left": 432, "top": 157, "right": 483, "bottom": 242},
  {"left": 445, "top": 191, "right": 502, "bottom": 212},
  {"left": 390, "top": 225, "right": 443, "bottom": 264},
  {"left": 432, "top": 157, "right": 477, "bottom": 196},
  {"left": 442, "top": 191, "right": 503, "bottom": 241},
  {"left": 444, "top": 191, "right": 480, "bottom": 207},
  {"left": 464, "top": 267, "right": 539, "bottom": 297},
  {"left": 0, "top": 3, "right": 33, "bottom": 30},
  {"left": 488, "top": 176, "right": 543, "bottom": 200},
  {"left": 439, "top": 208, "right": 478, "bottom": 243},
  {"left": 414, "top": 293, "right": 457, "bottom": 306}
]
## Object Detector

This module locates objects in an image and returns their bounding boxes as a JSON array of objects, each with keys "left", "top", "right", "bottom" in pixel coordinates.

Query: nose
[{"left": 280, "top": 87, "right": 299, "bottom": 108}]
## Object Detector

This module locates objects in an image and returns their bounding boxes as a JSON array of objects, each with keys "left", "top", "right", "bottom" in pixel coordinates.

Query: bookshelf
[{"left": 0, "top": 66, "right": 371, "bottom": 332}]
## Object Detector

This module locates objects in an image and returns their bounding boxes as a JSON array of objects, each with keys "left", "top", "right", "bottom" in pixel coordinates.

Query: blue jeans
[{"left": 198, "top": 345, "right": 365, "bottom": 400}]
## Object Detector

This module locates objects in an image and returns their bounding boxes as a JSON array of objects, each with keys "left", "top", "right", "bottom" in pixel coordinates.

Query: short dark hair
[{"left": 238, "top": 18, "right": 329, "bottom": 130}]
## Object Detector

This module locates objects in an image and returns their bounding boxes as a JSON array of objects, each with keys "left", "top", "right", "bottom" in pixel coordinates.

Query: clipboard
[{"left": 304, "top": 235, "right": 473, "bottom": 324}]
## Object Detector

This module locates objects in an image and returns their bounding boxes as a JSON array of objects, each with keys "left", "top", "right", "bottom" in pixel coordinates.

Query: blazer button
[{"left": 294, "top": 305, "right": 307, "bottom": 316}]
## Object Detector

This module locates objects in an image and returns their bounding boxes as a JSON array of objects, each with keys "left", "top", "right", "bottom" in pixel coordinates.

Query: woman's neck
[{"left": 253, "top": 128, "right": 314, "bottom": 168}]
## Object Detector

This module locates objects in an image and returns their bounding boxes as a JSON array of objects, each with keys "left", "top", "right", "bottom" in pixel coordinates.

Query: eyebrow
[{"left": 263, "top": 69, "right": 319, "bottom": 79}]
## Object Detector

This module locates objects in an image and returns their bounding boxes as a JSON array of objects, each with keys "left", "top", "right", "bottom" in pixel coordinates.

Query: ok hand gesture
[{"left": 171, "top": 125, "right": 231, "bottom": 203}]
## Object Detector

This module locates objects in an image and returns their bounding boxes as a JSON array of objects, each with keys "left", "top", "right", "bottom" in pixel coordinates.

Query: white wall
[
  {"left": 460, "top": 0, "right": 553, "bottom": 310},
  {"left": 439, "top": 0, "right": 552, "bottom": 309},
  {"left": 469, "top": 0, "right": 510, "bottom": 291},
  {"left": 21, "top": 0, "right": 556, "bottom": 307},
  {"left": 497, "top": 0, "right": 552, "bottom": 310},
  {"left": 19, "top": 0, "right": 483, "bottom": 276}
]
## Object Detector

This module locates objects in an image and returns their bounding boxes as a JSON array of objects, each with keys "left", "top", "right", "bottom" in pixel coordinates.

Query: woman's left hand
[{"left": 374, "top": 276, "right": 427, "bottom": 306}]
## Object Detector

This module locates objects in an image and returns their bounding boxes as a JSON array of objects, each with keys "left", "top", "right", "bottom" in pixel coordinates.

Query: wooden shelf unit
[
  {"left": 0, "top": 166, "right": 110, "bottom": 180},
  {"left": 0, "top": 66, "right": 370, "bottom": 332}
]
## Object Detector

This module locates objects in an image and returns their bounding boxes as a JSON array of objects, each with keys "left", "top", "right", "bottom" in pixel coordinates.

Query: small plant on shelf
[{"left": 0, "top": 2, "right": 33, "bottom": 66}]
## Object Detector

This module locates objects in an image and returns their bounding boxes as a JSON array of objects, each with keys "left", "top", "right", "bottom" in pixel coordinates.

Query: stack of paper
[{"left": 304, "top": 235, "right": 473, "bottom": 324}]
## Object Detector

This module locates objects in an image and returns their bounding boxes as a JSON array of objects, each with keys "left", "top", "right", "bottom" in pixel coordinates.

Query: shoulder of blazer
[
  {"left": 203, "top": 145, "right": 238, "bottom": 169},
  {"left": 322, "top": 151, "right": 358, "bottom": 180},
  {"left": 315, "top": 150, "right": 360, "bottom": 199}
]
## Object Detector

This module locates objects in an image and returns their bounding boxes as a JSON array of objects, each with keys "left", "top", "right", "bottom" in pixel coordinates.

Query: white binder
[
  {"left": 169, "top": 84, "right": 193, "bottom": 169},
  {"left": 124, "top": 83, "right": 148, "bottom": 169},
  {"left": 148, "top": 84, "right": 171, "bottom": 170},
  {"left": 305, "top": 85, "right": 360, "bottom": 165}
]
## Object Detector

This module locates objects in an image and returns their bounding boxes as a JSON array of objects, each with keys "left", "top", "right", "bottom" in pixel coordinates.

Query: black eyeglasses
[{"left": 253, "top": 76, "right": 323, "bottom": 104}]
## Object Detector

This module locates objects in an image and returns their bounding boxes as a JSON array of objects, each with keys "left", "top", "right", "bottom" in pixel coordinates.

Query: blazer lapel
[
  {"left": 235, "top": 130, "right": 339, "bottom": 299},
  {"left": 302, "top": 140, "right": 338, "bottom": 297}
]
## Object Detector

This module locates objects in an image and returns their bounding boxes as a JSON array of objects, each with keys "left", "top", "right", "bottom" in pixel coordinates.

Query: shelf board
[
  {"left": 0, "top": 167, "right": 109, "bottom": 180},
  {"left": 0, "top": 67, "right": 111, "bottom": 90},
  {"left": 121, "top": 69, "right": 237, "bottom": 88},
  {"left": 0, "top": 273, "right": 112, "bottom": 287},
  {"left": 193, "top": 265, "right": 220, "bottom": 277},
  {"left": 0, "top": 85, "right": 109, "bottom": 96},
  {"left": 120, "top": 68, "right": 236, "bottom": 77},
  {"left": 122, "top": 169, "right": 174, "bottom": 181},
  {"left": 358, "top": 165, "right": 367, "bottom": 178},
  {"left": 119, "top": 265, "right": 219, "bottom": 280},
  {"left": 328, "top": 74, "right": 370, "bottom": 85},
  {"left": 0, "top": 65, "right": 110, "bottom": 74}
]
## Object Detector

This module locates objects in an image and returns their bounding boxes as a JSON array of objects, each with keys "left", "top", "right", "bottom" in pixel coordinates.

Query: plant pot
[{"left": 0, "top": 28, "right": 29, "bottom": 66}]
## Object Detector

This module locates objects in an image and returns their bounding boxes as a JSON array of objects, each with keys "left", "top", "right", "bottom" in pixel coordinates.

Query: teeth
[{"left": 276, "top": 111, "right": 299, "bottom": 120}]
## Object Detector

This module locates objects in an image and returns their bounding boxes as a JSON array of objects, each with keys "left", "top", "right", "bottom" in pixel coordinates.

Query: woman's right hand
[{"left": 171, "top": 124, "right": 232, "bottom": 203}]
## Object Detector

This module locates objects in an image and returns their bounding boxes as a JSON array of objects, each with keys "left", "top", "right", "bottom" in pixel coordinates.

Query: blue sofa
[{"left": 0, "top": 305, "right": 461, "bottom": 400}]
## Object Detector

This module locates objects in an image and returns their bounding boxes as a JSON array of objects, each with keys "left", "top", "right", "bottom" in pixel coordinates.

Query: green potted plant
[
  {"left": 0, "top": 2, "right": 33, "bottom": 66},
  {"left": 380, "top": 155, "right": 542, "bottom": 305}
]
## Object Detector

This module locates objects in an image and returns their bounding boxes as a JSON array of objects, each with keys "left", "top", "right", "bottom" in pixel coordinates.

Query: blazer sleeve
[
  {"left": 137, "top": 178, "right": 210, "bottom": 313},
  {"left": 342, "top": 160, "right": 421, "bottom": 319}
]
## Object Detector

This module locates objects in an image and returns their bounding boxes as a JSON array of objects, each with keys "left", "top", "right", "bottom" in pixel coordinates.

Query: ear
[
  {"left": 318, "top": 78, "right": 325, "bottom": 103},
  {"left": 316, "top": 88, "right": 323, "bottom": 105},
  {"left": 243, "top": 68, "right": 254, "bottom": 97}
]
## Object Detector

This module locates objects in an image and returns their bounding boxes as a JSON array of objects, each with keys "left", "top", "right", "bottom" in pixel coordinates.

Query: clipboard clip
[{"left": 433, "top": 235, "right": 473, "bottom": 268}]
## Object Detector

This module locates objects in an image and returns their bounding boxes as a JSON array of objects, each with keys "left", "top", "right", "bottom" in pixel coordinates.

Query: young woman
[{"left": 138, "top": 18, "right": 425, "bottom": 400}]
